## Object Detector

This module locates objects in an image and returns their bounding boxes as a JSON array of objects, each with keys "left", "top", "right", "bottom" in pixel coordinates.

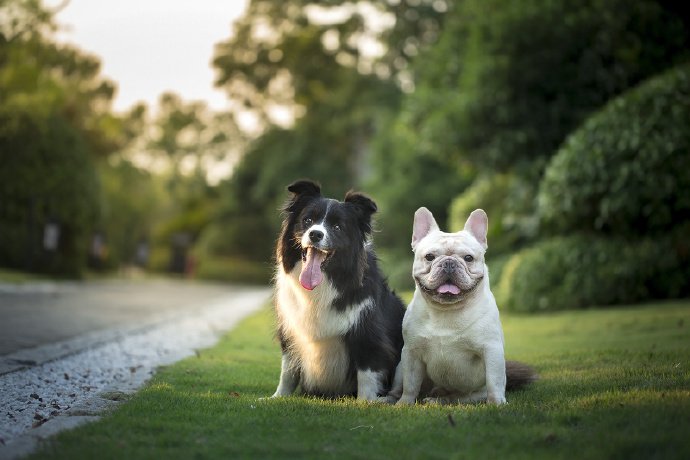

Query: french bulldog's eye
[
  {"left": 464, "top": 255, "right": 474, "bottom": 262},
  {"left": 425, "top": 254, "right": 435, "bottom": 262},
  {"left": 303, "top": 217, "right": 313, "bottom": 226}
]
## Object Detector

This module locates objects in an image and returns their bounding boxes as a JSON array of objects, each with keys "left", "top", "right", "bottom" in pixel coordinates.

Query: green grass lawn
[{"left": 31, "top": 300, "right": 690, "bottom": 460}]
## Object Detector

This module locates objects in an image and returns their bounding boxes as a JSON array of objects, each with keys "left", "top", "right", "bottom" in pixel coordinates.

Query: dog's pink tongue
[
  {"left": 437, "top": 283, "right": 461, "bottom": 295},
  {"left": 300, "top": 248, "right": 325, "bottom": 290}
]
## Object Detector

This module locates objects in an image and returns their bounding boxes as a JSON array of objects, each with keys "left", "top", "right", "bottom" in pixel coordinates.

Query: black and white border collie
[{"left": 271, "top": 180, "right": 405, "bottom": 400}]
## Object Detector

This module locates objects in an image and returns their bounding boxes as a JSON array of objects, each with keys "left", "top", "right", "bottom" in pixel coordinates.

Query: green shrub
[
  {"left": 407, "top": 0, "right": 690, "bottom": 174},
  {"left": 448, "top": 174, "right": 538, "bottom": 257},
  {"left": 97, "top": 160, "right": 163, "bottom": 268},
  {"left": 0, "top": 113, "right": 99, "bottom": 277},
  {"left": 496, "top": 230, "right": 690, "bottom": 312},
  {"left": 539, "top": 64, "right": 690, "bottom": 235},
  {"left": 377, "top": 249, "right": 415, "bottom": 294},
  {"left": 486, "top": 253, "right": 511, "bottom": 289}
]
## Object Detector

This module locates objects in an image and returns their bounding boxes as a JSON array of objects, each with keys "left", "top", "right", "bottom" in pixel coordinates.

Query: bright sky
[{"left": 54, "top": 0, "right": 249, "bottom": 113}]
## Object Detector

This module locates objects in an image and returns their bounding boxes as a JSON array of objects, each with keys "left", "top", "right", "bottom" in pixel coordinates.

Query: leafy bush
[
  {"left": 486, "top": 253, "right": 511, "bottom": 289},
  {"left": 539, "top": 64, "right": 690, "bottom": 235},
  {"left": 0, "top": 113, "right": 99, "bottom": 277},
  {"left": 377, "top": 249, "right": 414, "bottom": 294},
  {"left": 98, "top": 160, "right": 163, "bottom": 268},
  {"left": 368, "top": 150, "right": 469, "bottom": 256},
  {"left": 448, "top": 174, "right": 538, "bottom": 257},
  {"left": 496, "top": 230, "right": 690, "bottom": 312},
  {"left": 405, "top": 0, "right": 690, "bottom": 174}
]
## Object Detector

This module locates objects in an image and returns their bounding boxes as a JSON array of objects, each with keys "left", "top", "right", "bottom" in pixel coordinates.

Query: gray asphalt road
[
  {"left": 0, "top": 278, "right": 267, "bottom": 356},
  {"left": 0, "top": 279, "right": 273, "bottom": 458}
]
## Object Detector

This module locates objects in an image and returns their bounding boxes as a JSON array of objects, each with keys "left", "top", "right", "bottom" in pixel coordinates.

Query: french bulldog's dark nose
[
  {"left": 309, "top": 230, "right": 324, "bottom": 243},
  {"left": 442, "top": 259, "right": 457, "bottom": 273}
]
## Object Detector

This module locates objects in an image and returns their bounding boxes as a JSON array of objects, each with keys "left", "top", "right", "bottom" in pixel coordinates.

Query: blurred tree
[
  {"left": 0, "top": 0, "right": 136, "bottom": 276},
  {"left": 0, "top": 111, "right": 99, "bottom": 276},
  {"left": 0, "top": 0, "right": 140, "bottom": 159},
  {"left": 143, "top": 93, "right": 244, "bottom": 192},
  {"left": 365, "top": 110, "right": 471, "bottom": 290},
  {"left": 213, "top": 0, "right": 447, "bottom": 128},
  {"left": 96, "top": 159, "right": 164, "bottom": 269},
  {"left": 204, "top": 0, "right": 449, "bottom": 279},
  {"left": 202, "top": 70, "right": 393, "bottom": 268},
  {"left": 381, "top": 0, "right": 690, "bottom": 278},
  {"left": 408, "top": 0, "right": 690, "bottom": 176},
  {"left": 126, "top": 93, "right": 245, "bottom": 274}
]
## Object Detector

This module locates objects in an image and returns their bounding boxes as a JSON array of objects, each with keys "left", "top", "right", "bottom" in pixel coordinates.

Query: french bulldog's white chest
[
  {"left": 394, "top": 206, "right": 511, "bottom": 405},
  {"left": 403, "top": 293, "right": 504, "bottom": 394}
]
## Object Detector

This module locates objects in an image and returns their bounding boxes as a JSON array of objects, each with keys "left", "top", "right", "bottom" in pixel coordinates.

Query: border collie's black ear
[
  {"left": 287, "top": 180, "right": 321, "bottom": 197},
  {"left": 345, "top": 191, "right": 377, "bottom": 233},
  {"left": 284, "top": 179, "right": 321, "bottom": 212}
]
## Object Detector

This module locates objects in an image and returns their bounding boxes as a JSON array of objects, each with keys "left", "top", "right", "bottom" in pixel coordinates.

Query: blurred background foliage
[{"left": 1, "top": 0, "right": 688, "bottom": 311}]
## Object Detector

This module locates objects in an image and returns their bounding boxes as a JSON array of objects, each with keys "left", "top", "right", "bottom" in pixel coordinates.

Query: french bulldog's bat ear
[
  {"left": 412, "top": 207, "right": 439, "bottom": 251},
  {"left": 464, "top": 209, "right": 488, "bottom": 249}
]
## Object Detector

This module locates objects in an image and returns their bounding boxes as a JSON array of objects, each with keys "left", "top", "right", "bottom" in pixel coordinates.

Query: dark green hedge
[
  {"left": 448, "top": 174, "right": 538, "bottom": 257},
  {"left": 496, "top": 230, "right": 690, "bottom": 312},
  {"left": 0, "top": 113, "right": 99, "bottom": 277},
  {"left": 410, "top": 0, "right": 690, "bottom": 174},
  {"left": 539, "top": 64, "right": 690, "bottom": 235}
]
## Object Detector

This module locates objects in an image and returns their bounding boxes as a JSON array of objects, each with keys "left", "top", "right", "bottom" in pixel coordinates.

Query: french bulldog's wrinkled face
[{"left": 411, "top": 208, "right": 488, "bottom": 305}]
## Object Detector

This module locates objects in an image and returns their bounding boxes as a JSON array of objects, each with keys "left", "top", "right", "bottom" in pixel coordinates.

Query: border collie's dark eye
[
  {"left": 425, "top": 254, "right": 435, "bottom": 262},
  {"left": 303, "top": 217, "right": 313, "bottom": 226},
  {"left": 464, "top": 255, "right": 474, "bottom": 262},
  {"left": 333, "top": 224, "right": 341, "bottom": 231}
]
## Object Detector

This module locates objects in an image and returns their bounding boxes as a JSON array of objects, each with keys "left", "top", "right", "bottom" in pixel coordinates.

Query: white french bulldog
[{"left": 391, "top": 207, "right": 535, "bottom": 405}]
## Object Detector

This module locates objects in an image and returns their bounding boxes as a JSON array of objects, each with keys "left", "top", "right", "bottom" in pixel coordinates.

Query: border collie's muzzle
[{"left": 299, "top": 225, "right": 333, "bottom": 291}]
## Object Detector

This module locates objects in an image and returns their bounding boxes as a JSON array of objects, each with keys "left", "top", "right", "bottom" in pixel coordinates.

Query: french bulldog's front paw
[
  {"left": 428, "top": 387, "right": 450, "bottom": 398},
  {"left": 395, "top": 395, "right": 417, "bottom": 405},
  {"left": 487, "top": 394, "right": 507, "bottom": 405},
  {"left": 423, "top": 396, "right": 452, "bottom": 405},
  {"left": 377, "top": 394, "right": 398, "bottom": 404}
]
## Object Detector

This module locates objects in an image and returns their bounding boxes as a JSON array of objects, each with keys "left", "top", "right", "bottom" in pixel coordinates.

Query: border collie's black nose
[{"left": 309, "top": 230, "right": 324, "bottom": 243}]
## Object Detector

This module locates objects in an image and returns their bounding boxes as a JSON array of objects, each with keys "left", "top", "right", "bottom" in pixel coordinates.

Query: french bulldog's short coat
[{"left": 390, "top": 207, "right": 535, "bottom": 405}]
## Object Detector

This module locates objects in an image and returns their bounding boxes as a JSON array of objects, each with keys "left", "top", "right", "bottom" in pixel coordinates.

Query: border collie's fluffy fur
[{"left": 271, "top": 180, "right": 405, "bottom": 400}]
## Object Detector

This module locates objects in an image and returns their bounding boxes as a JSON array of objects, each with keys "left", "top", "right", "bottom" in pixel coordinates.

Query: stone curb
[{"left": 0, "top": 287, "right": 271, "bottom": 460}]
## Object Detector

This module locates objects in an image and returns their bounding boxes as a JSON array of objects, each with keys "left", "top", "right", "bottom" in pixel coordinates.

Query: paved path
[
  {"left": 0, "top": 279, "right": 257, "bottom": 356},
  {"left": 0, "top": 279, "right": 272, "bottom": 459}
]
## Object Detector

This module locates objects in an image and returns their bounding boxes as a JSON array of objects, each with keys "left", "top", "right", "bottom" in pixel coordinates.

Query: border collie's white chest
[{"left": 275, "top": 266, "right": 370, "bottom": 394}]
